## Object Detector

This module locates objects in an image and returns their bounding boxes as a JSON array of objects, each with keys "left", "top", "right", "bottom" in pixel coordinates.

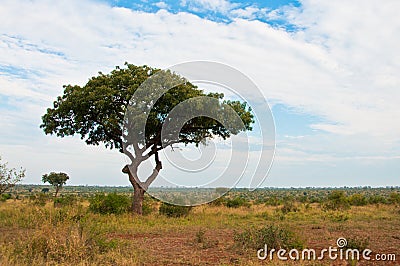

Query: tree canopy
[
  {"left": 41, "top": 63, "right": 253, "bottom": 152},
  {"left": 42, "top": 172, "right": 69, "bottom": 197}
]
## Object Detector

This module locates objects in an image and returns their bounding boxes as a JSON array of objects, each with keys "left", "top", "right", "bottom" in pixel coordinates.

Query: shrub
[
  {"left": 226, "top": 197, "right": 250, "bottom": 208},
  {"left": 327, "top": 212, "right": 350, "bottom": 222},
  {"left": 346, "top": 236, "right": 370, "bottom": 250},
  {"left": 1, "top": 193, "right": 12, "bottom": 202},
  {"left": 208, "top": 196, "right": 226, "bottom": 206},
  {"left": 308, "top": 196, "right": 322, "bottom": 204},
  {"left": 53, "top": 194, "right": 78, "bottom": 208},
  {"left": 30, "top": 193, "right": 49, "bottom": 206},
  {"left": 193, "top": 228, "right": 218, "bottom": 249},
  {"left": 323, "top": 191, "right": 350, "bottom": 211},
  {"left": 368, "top": 195, "right": 387, "bottom": 205},
  {"left": 264, "top": 196, "right": 281, "bottom": 206},
  {"left": 389, "top": 192, "right": 400, "bottom": 204},
  {"left": 142, "top": 195, "right": 157, "bottom": 215},
  {"left": 280, "top": 201, "right": 299, "bottom": 214},
  {"left": 195, "top": 228, "right": 206, "bottom": 243},
  {"left": 299, "top": 195, "right": 309, "bottom": 203},
  {"left": 234, "top": 224, "right": 304, "bottom": 251},
  {"left": 88, "top": 193, "right": 131, "bottom": 215},
  {"left": 159, "top": 202, "right": 192, "bottom": 217},
  {"left": 348, "top": 193, "right": 367, "bottom": 206}
]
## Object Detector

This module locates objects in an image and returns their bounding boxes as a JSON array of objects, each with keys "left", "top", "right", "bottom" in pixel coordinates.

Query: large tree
[{"left": 41, "top": 63, "right": 254, "bottom": 214}]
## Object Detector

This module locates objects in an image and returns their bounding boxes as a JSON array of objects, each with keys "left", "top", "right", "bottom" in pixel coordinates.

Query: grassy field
[{"left": 0, "top": 188, "right": 399, "bottom": 265}]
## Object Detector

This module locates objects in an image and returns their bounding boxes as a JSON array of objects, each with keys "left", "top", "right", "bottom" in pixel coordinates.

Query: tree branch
[
  {"left": 122, "top": 164, "right": 144, "bottom": 188},
  {"left": 142, "top": 150, "right": 162, "bottom": 190},
  {"left": 123, "top": 146, "right": 136, "bottom": 163}
]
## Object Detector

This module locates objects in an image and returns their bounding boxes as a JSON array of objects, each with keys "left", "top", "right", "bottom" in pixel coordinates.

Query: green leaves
[
  {"left": 41, "top": 63, "right": 254, "bottom": 153},
  {"left": 42, "top": 172, "right": 69, "bottom": 187}
]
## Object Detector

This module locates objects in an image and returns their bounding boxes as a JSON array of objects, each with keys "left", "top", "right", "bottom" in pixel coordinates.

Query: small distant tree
[
  {"left": 42, "top": 172, "right": 69, "bottom": 197},
  {"left": 0, "top": 156, "right": 25, "bottom": 195}
]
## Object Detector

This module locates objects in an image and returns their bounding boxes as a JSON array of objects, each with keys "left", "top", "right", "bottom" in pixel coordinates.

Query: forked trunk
[{"left": 122, "top": 151, "right": 162, "bottom": 215}]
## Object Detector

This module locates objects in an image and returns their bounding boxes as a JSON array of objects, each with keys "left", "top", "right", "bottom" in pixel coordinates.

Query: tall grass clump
[
  {"left": 280, "top": 201, "right": 299, "bottom": 214},
  {"left": 345, "top": 236, "right": 370, "bottom": 251},
  {"left": 234, "top": 224, "right": 304, "bottom": 251},
  {"left": 29, "top": 193, "right": 50, "bottom": 206}
]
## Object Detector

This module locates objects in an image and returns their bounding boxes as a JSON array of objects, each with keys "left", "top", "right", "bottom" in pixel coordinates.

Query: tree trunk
[
  {"left": 132, "top": 182, "right": 145, "bottom": 215},
  {"left": 55, "top": 186, "right": 60, "bottom": 198},
  {"left": 122, "top": 164, "right": 146, "bottom": 215},
  {"left": 122, "top": 150, "right": 161, "bottom": 215}
]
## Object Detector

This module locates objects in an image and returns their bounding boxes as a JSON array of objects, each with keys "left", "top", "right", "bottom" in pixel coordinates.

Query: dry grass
[{"left": 0, "top": 200, "right": 399, "bottom": 265}]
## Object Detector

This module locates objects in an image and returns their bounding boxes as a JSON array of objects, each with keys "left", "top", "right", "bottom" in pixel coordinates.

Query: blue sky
[
  {"left": 105, "top": 0, "right": 300, "bottom": 27},
  {"left": 0, "top": 0, "right": 399, "bottom": 187}
]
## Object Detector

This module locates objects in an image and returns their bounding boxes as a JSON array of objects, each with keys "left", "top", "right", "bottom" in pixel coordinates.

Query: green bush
[
  {"left": 308, "top": 195, "right": 322, "bottom": 204},
  {"left": 327, "top": 212, "right": 350, "bottom": 222},
  {"left": 208, "top": 196, "right": 226, "bottom": 206},
  {"left": 348, "top": 193, "right": 367, "bottom": 206},
  {"left": 389, "top": 192, "right": 400, "bottom": 204},
  {"left": 53, "top": 194, "right": 78, "bottom": 207},
  {"left": 264, "top": 196, "right": 281, "bottom": 206},
  {"left": 193, "top": 228, "right": 218, "bottom": 249},
  {"left": 234, "top": 224, "right": 304, "bottom": 251},
  {"left": 159, "top": 202, "right": 192, "bottom": 217},
  {"left": 368, "top": 195, "right": 387, "bottom": 205},
  {"left": 29, "top": 193, "right": 49, "bottom": 206},
  {"left": 226, "top": 197, "right": 250, "bottom": 208},
  {"left": 323, "top": 191, "right": 350, "bottom": 211},
  {"left": 280, "top": 201, "right": 299, "bottom": 214},
  {"left": 346, "top": 236, "right": 370, "bottom": 250},
  {"left": 1, "top": 193, "right": 12, "bottom": 202},
  {"left": 142, "top": 195, "right": 157, "bottom": 215},
  {"left": 88, "top": 193, "right": 131, "bottom": 215}
]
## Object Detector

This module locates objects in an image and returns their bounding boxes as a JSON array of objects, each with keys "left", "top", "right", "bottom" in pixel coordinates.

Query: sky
[{"left": 0, "top": 0, "right": 399, "bottom": 188}]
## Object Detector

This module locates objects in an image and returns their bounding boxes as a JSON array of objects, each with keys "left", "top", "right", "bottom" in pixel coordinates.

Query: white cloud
[
  {"left": 273, "top": 0, "right": 400, "bottom": 138},
  {"left": 230, "top": 6, "right": 269, "bottom": 20},
  {"left": 180, "top": 0, "right": 237, "bottom": 14},
  {"left": 154, "top": 1, "right": 168, "bottom": 9}
]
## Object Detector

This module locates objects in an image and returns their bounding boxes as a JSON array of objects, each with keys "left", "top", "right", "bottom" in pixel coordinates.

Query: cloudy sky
[{"left": 0, "top": 0, "right": 399, "bottom": 187}]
